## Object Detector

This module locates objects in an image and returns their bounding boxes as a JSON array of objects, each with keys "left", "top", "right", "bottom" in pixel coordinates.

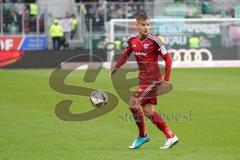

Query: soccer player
[{"left": 109, "top": 14, "right": 179, "bottom": 149}]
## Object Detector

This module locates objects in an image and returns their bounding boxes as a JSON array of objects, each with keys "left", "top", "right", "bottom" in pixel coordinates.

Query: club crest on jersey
[{"left": 144, "top": 44, "right": 149, "bottom": 49}]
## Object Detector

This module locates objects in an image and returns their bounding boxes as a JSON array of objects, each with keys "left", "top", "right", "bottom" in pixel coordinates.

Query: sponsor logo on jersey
[
  {"left": 144, "top": 44, "right": 149, "bottom": 49},
  {"left": 134, "top": 52, "right": 147, "bottom": 56}
]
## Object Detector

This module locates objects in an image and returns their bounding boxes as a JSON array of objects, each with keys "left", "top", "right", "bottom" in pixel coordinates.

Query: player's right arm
[{"left": 109, "top": 39, "right": 133, "bottom": 78}]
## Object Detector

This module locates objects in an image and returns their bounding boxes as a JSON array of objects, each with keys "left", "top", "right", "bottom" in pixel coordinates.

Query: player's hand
[
  {"left": 163, "top": 75, "right": 169, "bottom": 82},
  {"left": 109, "top": 68, "right": 117, "bottom": 79}
]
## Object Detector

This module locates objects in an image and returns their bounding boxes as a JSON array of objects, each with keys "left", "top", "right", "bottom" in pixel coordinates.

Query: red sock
[
  {"left": 145, "top": 110, "right": 174, "bottom": 138},
  {"left": 130, "top": 107, "right": 147, "bottom": 138}
]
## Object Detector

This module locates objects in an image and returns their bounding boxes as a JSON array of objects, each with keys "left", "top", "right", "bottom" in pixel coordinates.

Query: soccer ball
[{"left": 90, "top": 90, "right": 108, "bottom": 107}]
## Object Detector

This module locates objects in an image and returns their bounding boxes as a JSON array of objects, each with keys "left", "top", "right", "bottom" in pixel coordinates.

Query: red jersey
[{"left": 114, "top": 33, "right": 172, "bottom": 84}]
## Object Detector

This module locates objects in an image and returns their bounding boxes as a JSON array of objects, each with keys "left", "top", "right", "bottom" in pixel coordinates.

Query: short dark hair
[{"left": 136, "top": 14, "right": 149, "bottom": 22}]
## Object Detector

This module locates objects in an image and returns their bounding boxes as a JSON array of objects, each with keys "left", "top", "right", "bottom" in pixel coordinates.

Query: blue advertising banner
[{"left": 20, "top": 36, "right": 47, "bottom": 51}]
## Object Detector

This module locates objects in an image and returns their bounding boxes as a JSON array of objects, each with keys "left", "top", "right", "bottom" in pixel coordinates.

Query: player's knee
[{"left": 143, "top": 104, "right": 155, "bottom": 115}]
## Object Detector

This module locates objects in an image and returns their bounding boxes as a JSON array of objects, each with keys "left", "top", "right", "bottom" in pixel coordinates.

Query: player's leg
[
  {"left": 143, "top": 103, "right": 174, "bottom": 138},
  {"left": 128, "top": 96, "right": 149, "bottom": 149},
  {"left": 128, "top": 96, "right": 147, "bottom": 138},
  {"left": 143, "top": 103, "right": 179, "bottom": 149}
]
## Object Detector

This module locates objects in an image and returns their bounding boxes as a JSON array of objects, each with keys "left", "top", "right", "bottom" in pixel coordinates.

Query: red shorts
[{"left": 133, "top": 82, "right": 160, "bottom": 106}]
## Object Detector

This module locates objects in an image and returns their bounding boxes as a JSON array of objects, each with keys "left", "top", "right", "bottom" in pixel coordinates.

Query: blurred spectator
[
  {"left": 82, "top": 0, "right": 149, "bottom": 31},
  {"left": 71, "top": 14, "right": 78, "bottom": 39},
  {"left": 225, "top": 7, "right": 235, "bottom": 18},
  {"left": 49, "top": 19, "right": 64, "bottom": 50},
  {"left": 14, "top": 0, "right": 25, "bottom": 32},
  {"left": 3, "top": 1, "right": 14, "bottom": 33},
  {"left": 113, "top": 37, "right": 121, "bottom": 51},
  {"left": 63, "top": 12, "right": 72, "bottom": 40},
  {"left": 138, "top": 4, "right": 146, "bottom": 15},
  {"left": 201, "top": 0, "right": 216, "bottom": 14},
  {"left": 29, "top": 2, "right": 38, "bottom": 32},
  {"left": 188, "top": 34, "right": 200, "bottom": 49},
  {"left": 0, "top": 0, "right": 45, "bottom": 35},
  {"left": 97, "top": 36, "right": 108, "bottom": 49}
]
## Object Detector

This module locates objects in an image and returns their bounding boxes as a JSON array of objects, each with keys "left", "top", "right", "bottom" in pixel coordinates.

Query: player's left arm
[
  {"left": 156, "top": 38, "right": 172, "bottom": 81},
  {"left": 160, "top": 52, "right": 172, "bottom": 81}
]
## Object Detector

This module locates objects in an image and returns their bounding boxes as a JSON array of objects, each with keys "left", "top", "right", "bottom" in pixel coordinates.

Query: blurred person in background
[
  {"left": 97, "top": 36, "right": 108, "bottom": 49},
  {"left": 3, "top": 0, "right": 14, "bottom": 33},
  {"left": 113, "top": 37, "right": 122, "bottom": 51},
  {"left": 49, "top": 19, "right": 64, "bottom": 50},
  {"left": 29, "top": 2, "right": 38, "bottom": 32},
  {"left": 7, "top": 5, "right": 20, "bottom": 34},
  {"left": 14, "top": 0, "right": 25, "bottom": 32},
  {"left": 71, "top": 14, "right": 78, "bottom": 40},
  {"left": 64, "top": 12, "right": 72, "bottom": 40},
  {"left": 189, "top": 34, "right": 200, "bottom": 49}
]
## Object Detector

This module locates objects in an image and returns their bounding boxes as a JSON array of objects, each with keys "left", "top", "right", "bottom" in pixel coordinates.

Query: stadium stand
[{"left": 1, "top": 0, "right": 240, "bottom": 51}]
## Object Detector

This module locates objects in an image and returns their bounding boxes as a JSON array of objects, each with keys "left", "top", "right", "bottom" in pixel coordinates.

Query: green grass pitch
[{"left": 0, "top": 68, "right": 240, "bottom": 160}]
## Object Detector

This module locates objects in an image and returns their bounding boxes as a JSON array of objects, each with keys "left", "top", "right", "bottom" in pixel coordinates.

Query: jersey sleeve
[
  {"left": 113, "top": 36, "right": 133, "bottom": 69},
  {"left": 154, "top": 36, "right": 168, "bottom": 55},
  {"left": 151, "top": 35, "right": 172, "bottom": 81},
  {"left": 123, "top": 37, "right": 133, "bottom": 57},
  {"left": 160, "top": 53, "right": 172, "bottom": 81}
]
